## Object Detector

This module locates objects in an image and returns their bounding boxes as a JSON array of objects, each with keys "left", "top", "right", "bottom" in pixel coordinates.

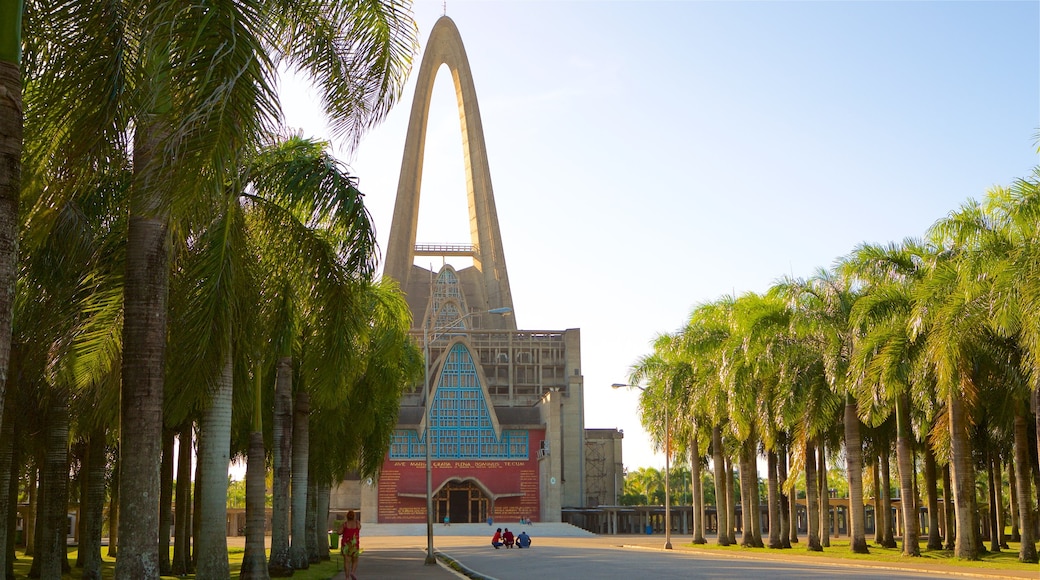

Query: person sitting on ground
[
  {"left": 517, "top": 530, "right": 531, "bottom": 549},
  {"left": 491, "top": 528, "right": 503, "bottom": 549},
  {"left": 502, "top": 528, "right": 515, "bottom": 548}
]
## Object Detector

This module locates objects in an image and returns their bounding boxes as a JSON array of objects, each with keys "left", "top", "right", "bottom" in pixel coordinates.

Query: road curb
[
  {"left": 436, "top": 551, "right": 499, "bottom": 580},
  {"left": 619, "top": 544, "right": 1033, "bottom": 580}
]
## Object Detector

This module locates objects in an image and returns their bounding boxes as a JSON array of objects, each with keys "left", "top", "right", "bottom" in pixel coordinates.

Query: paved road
[
  {"left": 439, "top": 544, "right": 946, "bottom": 580},
  {"left": 237, "top": 530, "right": 1033, "bottom": 580}
]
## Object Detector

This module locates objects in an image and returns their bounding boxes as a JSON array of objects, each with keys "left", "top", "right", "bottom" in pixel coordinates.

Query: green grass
[
  {"left": 11, "top": 547, "right": 344, "bottom": 579},
  {"left": 682, "top": 537, "right": 1039, "bottom": 573}
]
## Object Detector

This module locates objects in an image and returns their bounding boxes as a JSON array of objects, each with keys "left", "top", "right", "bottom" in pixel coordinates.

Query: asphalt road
[{"left": 439, "top": 544, "right": 947, "bottom": 580}]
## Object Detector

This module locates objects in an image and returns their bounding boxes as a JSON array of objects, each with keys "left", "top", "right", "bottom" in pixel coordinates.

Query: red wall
[{"left": 377, "top": 429, "right": 544, "bottom": 523}]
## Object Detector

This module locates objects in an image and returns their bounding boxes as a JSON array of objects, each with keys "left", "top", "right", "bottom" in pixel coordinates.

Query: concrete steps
[{"left": 360, "top": 522, "right": 595, "bottom": 538}]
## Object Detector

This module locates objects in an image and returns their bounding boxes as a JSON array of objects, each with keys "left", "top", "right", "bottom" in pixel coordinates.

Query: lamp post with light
[
  {"left": 424, "top": 306, "right": 512, "bottom": 564},
  {"left": 612, "top": 382, "right": 672, "bottom": 550}
]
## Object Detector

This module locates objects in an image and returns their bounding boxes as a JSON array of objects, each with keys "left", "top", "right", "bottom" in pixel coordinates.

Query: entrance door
[
  {"left": 436, "top": 481, "right": 489, "bottom": 523},
  {"left": 449, "top": 490, "right": 469, "bottom": 524}
]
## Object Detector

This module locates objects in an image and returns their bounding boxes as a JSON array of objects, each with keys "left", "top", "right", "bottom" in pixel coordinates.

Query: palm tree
[
  {"left": 772, "top": 278, "right": 846, "bottom": 553},
  {"left": 241, "top": 370, "right": 268, "bottom": 580},
  {"left": 46, "top": 4, "right": 417, "bottom": 575},
  {"left": 914, "top": 217, "right": 986, "bottom": 560},
  {"left": 725, "top": 292, "right": 802, "bottom": 549},
  {"left": 163, "top": 134, "right": 381, "bottom": 577},
  {"left": 935, "top": 181, "right": 1040, "bottom": 562},
  {"left": 842, "top": 240, "right": 949, "bottom": 557},
  {"left": 674, "top": 299, "right": 734, "bottom": 545},
  {"left": 0, "top": 0, "right": 21, "bottom": 434}
]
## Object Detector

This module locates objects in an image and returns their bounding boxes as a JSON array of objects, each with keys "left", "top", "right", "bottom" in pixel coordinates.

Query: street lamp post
[
  {"left": 612, "top": 382, "right": 672, "bottom": 550},
  {"left": 424, "top": 306, "right": 511, "bottom": 564}
]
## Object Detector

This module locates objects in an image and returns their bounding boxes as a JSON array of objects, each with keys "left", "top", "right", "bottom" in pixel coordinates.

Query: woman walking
[{"left": 340, "top": 510, "right": 362, "bottom": 579}]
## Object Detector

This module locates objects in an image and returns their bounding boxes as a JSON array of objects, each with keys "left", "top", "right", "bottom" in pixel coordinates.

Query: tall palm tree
[
  {"left": 241, "top": 370, "right": 268, "bottom": 580},
  {"left": 0, "top": 0, "right": 20, "bottom": 431},
  {"left": 15, "top": 2, "right": 413, "bottom": 577},
  {"left": 936, "top": 181, "right": 1040, "bottom": 562},
  {"left": 725, "top": 292, "right": 798, "bottom": 549},
  {"left": 842, "top": 240, "right": 947, "bottom": 557},
  {"left": 675, "top": 299, "right": 734, "bottom": 545},
  {"left": 914, "top": 217, "right": 987, "bottom": 560},
  {"left": 772, "top": 276, "right": 849, "bottom": 552},
  {"left": 164, "top": 134, "right": 380, "bottom": 577}
]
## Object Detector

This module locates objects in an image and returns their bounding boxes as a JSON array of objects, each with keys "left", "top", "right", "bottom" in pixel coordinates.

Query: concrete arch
[{"left": 384, "top": 16, "right": 514, "bottom": 321}]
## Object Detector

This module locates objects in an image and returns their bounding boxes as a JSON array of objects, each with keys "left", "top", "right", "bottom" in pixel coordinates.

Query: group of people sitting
[{"left": 491, "top": 527, "right": 531, "bottom": 549}]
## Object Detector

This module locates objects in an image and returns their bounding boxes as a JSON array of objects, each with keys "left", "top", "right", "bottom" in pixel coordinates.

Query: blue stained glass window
[{"left": 390, "top": 343, "right": 528, "bottom": 460}]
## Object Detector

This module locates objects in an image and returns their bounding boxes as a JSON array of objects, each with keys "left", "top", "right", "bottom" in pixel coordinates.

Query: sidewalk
[{"left": 329, "top": 548, "right": 462, "bottom": 580}]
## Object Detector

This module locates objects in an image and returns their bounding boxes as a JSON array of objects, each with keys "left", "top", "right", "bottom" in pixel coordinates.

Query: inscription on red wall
[{"left": 377, "top": 429, "right": 545, "bottom": 523}]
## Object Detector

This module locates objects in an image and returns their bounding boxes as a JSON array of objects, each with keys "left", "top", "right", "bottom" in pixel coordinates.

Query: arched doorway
[{"left": 436, "top": 481, "right": 490, "bottom": 524}]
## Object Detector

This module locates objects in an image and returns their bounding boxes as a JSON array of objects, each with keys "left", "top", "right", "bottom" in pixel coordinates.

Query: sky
[{"left": 279, "top": 0, "right": 1040, "bottom": 474}]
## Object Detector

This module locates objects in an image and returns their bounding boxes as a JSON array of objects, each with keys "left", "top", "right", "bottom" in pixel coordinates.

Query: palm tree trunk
[
  {"left": 192, "top": 447, "right": 202, "bottom": 569},
  {"left": 844, "top": 398, "right": 868, "bottom": 553},
  {"left": 25, "top": 463, "right": 35, "bottom": 557},
  {"left": 35, "top": 398, "right": 71, "bottom": 579},
  {"left": 1033, "top": 461, "right": 1040, "bottom": 541},
  {"left": 993, "top": 454, "right": 1007, "bottom": 549},
  {"left": 872, "top": 460, "right": 882, "bottom": 545},
  {"left": 306, "top": 475, "right": 320, "bottom": 563},
  {"left": 5, "top": 425, "right": 18, "bottom": 579},
  {"left": 1012, "top": 410, "right": 1037, "bottom": 562},
  {"left": 942, "top": 462, "right": 955, "bottom": 550},
  {"left": 28, "top": 455, "right": 44, "bottom": 577},
  {"left": 767, "top": 450, "right": 781, "bottom": 548},
  {"left": 172, "top": 423, "right": 193, "bottom": 575},
  {"left": 1008, "top": 458, "right": 1019, "bottom": 542},
  {"left": 107, "top": 457, "right": 118, "bottom": 557},
  {"left": 804, "top": 439, "right": 822, "bottom": 551},
  {"left": 76, "top": 440, "right": 87, "bottom": 569},
  {"left": 240, "top": 431, "right": 270, "bottom": 580},
  {"left": 80, "top": 427, "right": 107, "bottom": 580},
  {"left": 948, "top": 390, "right": 978, "bottom": 560},
  {"left": 159, "top": 429, "right": 175, "bottom": 574},
  {"left": 726, "top": 457, "right": 737, "bottom": 544},
  {"left": 0, "top": 402, "right": 13, "bottom": 576},
  {"left": 779, "top": 445, "right": 792, "bottom": 548},
  {"left": 288, "top": 390, "right": 311, "bottom": 569},
  {"left": 738, "top": 436, "right": 762, "bottom": 547},
  {"left": 0, "top": 1, "right": 23, "bottom": 437},
  {"left": 315, "top": 482, "right": 331, "bottom": 561},
  {"left": 1035, "top": 381, "right": 1040, "bottom": 522},
  {"left": 269, "top": 356, "right": 293, "bottom": 574},
  {"left": 711, "top": 426, "right": 730, "bottom": 546},
  {"left": 117, "top": 102, "right": 171, "bottom": 580},
  {"left": 880, "top": 444, "right": 896, "bottom": 548},
  {"left": 195, "top": 355, "right": 234, "bottom": 579},
  {"left": 894, "top": 393, "right": 919, "bottom": 556},
  {"left": 985, "top": 449, "right": 1000, "bottom": 552},
  {"left": 924, "top": 446, "right": 943, "bottom": 550},
  {"left": 818, "top": 440, "right": 829, "bottom": 547},
  {"left": 690, "top": 437, "right": 706, "bottom": 544}
]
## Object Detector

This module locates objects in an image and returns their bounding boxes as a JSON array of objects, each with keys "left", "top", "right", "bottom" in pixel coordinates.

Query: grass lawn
[
  {"left": 683, "top": 537, "right": 1039, "bottom": 573},
  {"left": 11, "top": 547, "right": 343, "bottom": 579}
]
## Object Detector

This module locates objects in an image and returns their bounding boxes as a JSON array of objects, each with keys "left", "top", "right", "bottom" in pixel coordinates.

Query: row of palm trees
[
  {"left": 628, "top": 167, "right": 1040, "bottom": 562},
  {"left": 0, "top": 1, "right": 423, "bottom": 579}
]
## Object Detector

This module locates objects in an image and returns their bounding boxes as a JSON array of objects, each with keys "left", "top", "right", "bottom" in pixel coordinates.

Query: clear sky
[{"left": 280, "top": 0, "right": 1040, "bottom": 474}]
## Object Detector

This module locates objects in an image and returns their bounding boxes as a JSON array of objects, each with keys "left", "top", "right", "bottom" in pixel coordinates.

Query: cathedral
[{"left": 332, "top": 15, "right": 622, "bottom": 526}]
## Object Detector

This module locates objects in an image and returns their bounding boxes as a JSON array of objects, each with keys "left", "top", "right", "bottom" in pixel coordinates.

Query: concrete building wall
[{"left": 584, "top": 429, "right": 624, "bottom": 507}]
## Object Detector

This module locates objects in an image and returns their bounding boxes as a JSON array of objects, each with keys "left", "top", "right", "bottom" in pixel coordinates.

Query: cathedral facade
[{"left": 333, "top": 15, "right": 620, "bottom": 525}]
